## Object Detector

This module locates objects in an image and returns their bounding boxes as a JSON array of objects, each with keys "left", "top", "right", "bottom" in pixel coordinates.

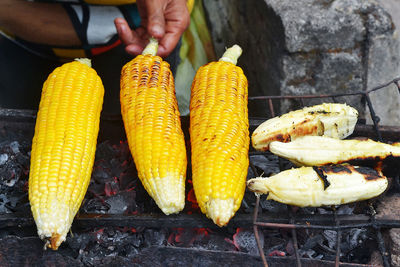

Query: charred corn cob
[
  {"left": 252, "top": 103, "right": 358, "bottom": 151},
  {"left": 247, "top": 165, "right": 388, "bottom": 207},
  {"left": 120, "top": 38, "right": 187, "bottom": 215},
  {"left": 29, "top": 58, "right": 104, "bottom": 250},
  {"left": 190, "top": 45, "right": 249, "bottom": 227},
  {"left": 269, "top": 136, "right": 400, "bottom": 176}
]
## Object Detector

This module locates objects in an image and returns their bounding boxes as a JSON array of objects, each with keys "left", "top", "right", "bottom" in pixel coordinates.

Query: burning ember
[{"left": 0, "top": 136, "right": 390, "bottom": 266}]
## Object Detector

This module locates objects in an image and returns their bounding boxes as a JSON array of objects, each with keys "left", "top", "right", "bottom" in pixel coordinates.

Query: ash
[
  {"left": 0, "top": 140, "right": 31, "bottom": 214},
  {"left": 62, "top": 226, "right": 249, "bottom": 266}
]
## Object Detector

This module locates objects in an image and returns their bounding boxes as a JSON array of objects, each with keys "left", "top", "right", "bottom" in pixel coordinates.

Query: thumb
[{"left": 144, "top": 0, "right": 166, "bottom": 38}]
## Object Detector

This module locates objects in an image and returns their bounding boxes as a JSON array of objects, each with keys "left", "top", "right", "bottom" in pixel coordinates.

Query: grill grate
[
  {"left": 249, "top": 77, "right": 400, "bottom": 267},
  {"left": 0, "top": 79, "right": 399, "bottom": 266}
]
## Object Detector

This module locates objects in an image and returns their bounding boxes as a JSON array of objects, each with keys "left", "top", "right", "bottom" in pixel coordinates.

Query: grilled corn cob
[
  {"left": 269, "top": 136, "right": 400, "bottom": 176},
  {"left": 247, "top": 165, "right": 388, "bottom": 207},
  {"left": 190, "top": 45, "right": 249, "bottom": 227},
  {"left": 29, "top": 58, "right": 104, "bottom": 250},
  {"left": 251, "top": 103, "right": 358, "bottom": 151},
  {"left": 120, "top": 38, "right": 187, "bottom": 215}
]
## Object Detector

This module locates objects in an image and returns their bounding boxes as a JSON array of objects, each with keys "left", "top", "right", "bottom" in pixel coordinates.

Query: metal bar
[
  {"left": 289, "top": 208, "right": 302, "bottom": 267},
  {"left": 253, "top": 195, "right": 268, "bottom": 267},
  {"left": 248, "top": 77, "right": 400, "bottom": 101},
  {"left": 249, "top": 159, "right": 259, "bottom": 177},
  {"left": 376, "top": 227, "right": 390, "bottom": 267},
  {"left": 395, "top": 80, "right": 400, "bottom": 94},
  {"left": 3, "top": 213, "right": 400, "bottom": 229},
  {"left": 248, "top": 92, "right": 365, "bottom": 100},
  {"left": 334, "top": 209, "right": 342, "bottom": 267},
  {"left": 364, "top": 93, "right": 383, "bottom": 141},
  {"left": 268, "top": 98, "right": 275, "bottom": 118},
  {"left": 292, "top": 226, "right": 302, "bottom": 267},
  {"left": 253, "top": 221, "right": 400, "bottom": 230}
]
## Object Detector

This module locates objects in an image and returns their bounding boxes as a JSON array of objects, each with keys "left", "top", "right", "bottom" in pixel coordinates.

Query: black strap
[{"left": 63, "top": 2, "right": 91, "bottom": 55}]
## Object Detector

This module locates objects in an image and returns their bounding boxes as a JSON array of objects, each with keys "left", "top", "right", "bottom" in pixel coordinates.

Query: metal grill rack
[{"left": 248, "top": 77, "right": 400, "bottom": 267}]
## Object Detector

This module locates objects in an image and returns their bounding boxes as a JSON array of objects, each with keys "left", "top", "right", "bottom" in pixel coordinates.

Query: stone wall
[{"left": 203, "top": 0, "right": 400, "bottom": 125}]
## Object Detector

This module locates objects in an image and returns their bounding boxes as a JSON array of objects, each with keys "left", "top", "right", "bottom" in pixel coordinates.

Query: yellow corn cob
[
  {"left": 251, "top": 103, "right": 358, "bottom": 151},
  {"left": 29, "top": 58, "right": 104, "bottom": 250},
  {"left": 269, "top": 136, "right": 400, "bottom": 172},
  {"left": 120, "top": 38, "right": 187, "bottom": 215},
  {"left": 247, "top": 165, "right": 388, "bottom": 207},
  {"left": 189, "top": 45, "right": 249, "bottom": 227}
]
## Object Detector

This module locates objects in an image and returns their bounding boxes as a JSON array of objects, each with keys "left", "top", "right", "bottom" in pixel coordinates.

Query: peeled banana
[
  {"left": 247, "top": 165, "right": 388, "bottom": 207},
  {"left": 251, "top": 103, "right": 358, "bottom": 151},
  {"left": 269, "top": 136, "right": 400, "bottom": 176}
]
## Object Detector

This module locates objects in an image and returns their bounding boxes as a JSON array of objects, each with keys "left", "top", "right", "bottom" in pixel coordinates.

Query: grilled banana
[
  {"left": 247, "top": 165, "right": 388, "bottom": 207},
  {"left": 269, "top": 136, "right": 400, "bottom": 176},
  {"left": 251, "top": 103, "right": 358, "bottom": 151}
]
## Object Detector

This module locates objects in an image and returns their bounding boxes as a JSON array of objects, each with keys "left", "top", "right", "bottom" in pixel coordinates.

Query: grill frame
[
  {"left": 249, "top": 77, "right": 400, "bottom": 267},
  {"left": 0, "top": 79, "right": 399, "bottom": 266}
]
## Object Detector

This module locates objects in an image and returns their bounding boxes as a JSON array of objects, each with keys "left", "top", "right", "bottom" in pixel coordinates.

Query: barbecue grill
[{"left": 0, "top": 78, "right": 399, "bottom": 267}]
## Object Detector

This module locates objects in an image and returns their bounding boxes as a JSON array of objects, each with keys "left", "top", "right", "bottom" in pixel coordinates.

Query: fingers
[
  {"left": 116, "top": 0, "right": 190, "bottom": 57},
  {"left": 142, "top": 0, "right": 166, "bottom": 39},
  {"left": 114, "top": 17, "right": 147, "bottom": 55},
  {"left": 157, "top": 31, "right": 182, "bottom": 57},
  {"left": 114, "top": 18, "right": 138, "bottom": 45},
  {"left": 157, "top": 0, "right": 190, "bottom": 57}
]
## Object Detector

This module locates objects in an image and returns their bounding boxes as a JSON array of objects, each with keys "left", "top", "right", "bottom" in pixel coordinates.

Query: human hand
[{"left": 114, "top": 0, "right": 190, "bottom": 57}]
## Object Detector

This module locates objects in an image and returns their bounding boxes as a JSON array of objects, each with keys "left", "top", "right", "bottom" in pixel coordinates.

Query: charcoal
[
  {"left": 110, "top": 158, "right": 124, "bottom": 177},
  {"left": 263, "top": 234, "right": 286, "bottom": 251},
  {"left": 265, "top": 244, "right": 286, "bottom": 256},
  {"left": 123, "top": 245, "right": 139, "bottom": 258},
  {"left": 82, "top": 198, "right": 110, "bottom": 213},
  {"left": 9, "top": 141, "right": 20, "bottom": 154},
  {"left": 317, "top": 207, "right": 334, "bottom": 214},
  {"left": 92, "top": 167, "right": 111, "bottom": 184},
  {"left": 127, "top": 234, "right": 143, "bottom": 248},
  {"left": 300, "top": 207, "right": 318, "bottom": 214},
  {"left": 285, "top": 239, "right": 295, "bottom": 256},
  {"left": 106, "top": 228, "right": 116, "bottom": 237},
  {"left": 95, "top": 141, "right": 117, "bottom": 160},
  {"left": 233, "top": 228, "right": 262, "bottom": 255},
  {"left": 15, "top": 153, "right": 29, "bottom": 166},
  {"left": 118, "top": 169, "right": 137, "bottom": 191},
  {"left": 169, "top": 228, "right": 197, "bottom": 247},
  {"left": 143, "top": 229, "right": 167, "bottom": 247},
  {"left": 0, "top": 194, "right": 8, "bottom": 213},
  {"left": 67, "top": 232, "right": 96, "bottom": 251},
  {"left": 248, "top": 154, "right": 281, "bottom": 177},
  {"left": 259, "top": 199, "right": 287, "bottom": 213},
  {"left": 87, "top": 182, "right": 105, "bottom": 196},
  {"left": 347, "top": 228, "right": 367, "bottom": 250},
  {"left": 301, "top": 234, "right": 324, "bottom": 250},
  {"left": 105, "top": 195, "right": 127, "bottom": 214},
  {"left": 323, "top": 230, "right": 337, "bottom": 249},
  {"left": 299, "top": 249, "right": 316, "bottom": 258},
  {"left": 4, "top": 171, "right": 18, "bottom": 187},
  {"left": 198, "top": 232, "right": 237, "bottom": 252},
  {"left": 337, "top": 205, "right": 355, "bottom": 215},
  {"left": 104, "top": 180, "right": 119, "bottom": 197},
  {"left": 0, "top": 154, "right": 8, "bottom": 166}
]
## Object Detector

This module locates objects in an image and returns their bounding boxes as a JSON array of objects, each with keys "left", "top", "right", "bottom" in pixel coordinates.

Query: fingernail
[
  {"left": 118, "top": 23, "right": 126, "bottom": 33},
  {"left": 152, "top": 25, "right": 163, "bottom": 37}
]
